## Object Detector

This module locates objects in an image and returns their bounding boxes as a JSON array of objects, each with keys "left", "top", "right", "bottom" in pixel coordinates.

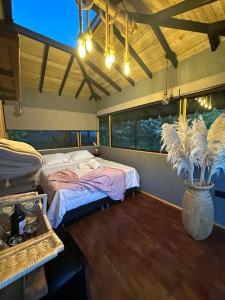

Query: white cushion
[
  {"left": 43, "top": 153, "right": 68, "bottom": 166},
  {"left": 69, "top": 150, "right": 94, "bottom": 162}
]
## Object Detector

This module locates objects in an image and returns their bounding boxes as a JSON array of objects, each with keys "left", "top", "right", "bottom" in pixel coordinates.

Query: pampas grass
[{"left": 161, "top": 113, "right": 225, "bottom": 187}]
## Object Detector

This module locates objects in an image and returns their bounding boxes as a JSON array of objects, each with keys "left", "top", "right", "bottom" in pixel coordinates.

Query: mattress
[{"left": 40, "top": 158, "right": 140, "bottom": 228}]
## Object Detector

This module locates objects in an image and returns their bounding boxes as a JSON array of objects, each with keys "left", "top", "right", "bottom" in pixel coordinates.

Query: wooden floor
[{"left": 68, "top": 192, "right": 225, "bottom": 300}]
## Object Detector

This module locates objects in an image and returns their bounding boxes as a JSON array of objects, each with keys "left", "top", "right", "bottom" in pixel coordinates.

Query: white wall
[
  {"left": 4, "top": 105, "right": 97, "bottom": 130},
  {"left": 4, "top": 86, "right": 98, "bottom": 130}
]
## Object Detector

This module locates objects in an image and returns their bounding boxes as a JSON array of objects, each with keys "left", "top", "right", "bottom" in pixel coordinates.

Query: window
[
  {"left": 111, "top": 110, "right": 136, "bottom": 149},
  {"left": 99, "top": 116, "right": 109, "bottom": 146},
  {"left": 80, "top": 131, "right": 97, "bottom": 146},
  {"left": 109, "top": 90, "right": 225, "bottom": 152},
  {"left": 7, "top": 130, "right": 78, "bottom": 150}
]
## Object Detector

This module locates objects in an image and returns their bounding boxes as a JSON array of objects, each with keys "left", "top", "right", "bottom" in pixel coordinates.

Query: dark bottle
[{"left": 10, "top": 204, "right": 26, "bottom": 236}]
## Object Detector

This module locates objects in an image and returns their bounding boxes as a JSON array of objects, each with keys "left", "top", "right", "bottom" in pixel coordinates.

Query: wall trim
[
  {"left": 97, "top": 71, "right": 225, "bottom": 116},
  {"left": 139, "top": 190, "right": 225, "bottom": 231}
]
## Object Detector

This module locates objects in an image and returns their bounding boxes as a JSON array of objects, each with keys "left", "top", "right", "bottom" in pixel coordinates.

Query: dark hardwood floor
[{"left": 68, "top": 192, "right": 225, "bottom": 300}]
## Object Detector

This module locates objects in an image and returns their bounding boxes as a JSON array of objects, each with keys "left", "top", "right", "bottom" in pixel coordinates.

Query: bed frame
[{"left": 58, "top": 187, "right": 137, "bottom": 228}]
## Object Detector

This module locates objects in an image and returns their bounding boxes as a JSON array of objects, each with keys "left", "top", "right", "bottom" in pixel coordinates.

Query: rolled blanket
[{"left": 0, "top": 138, "right": 43, "bottom": 180}]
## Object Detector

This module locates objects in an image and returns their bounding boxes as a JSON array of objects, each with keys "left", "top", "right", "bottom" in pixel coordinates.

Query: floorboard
[{"left": 68, "top": 192, "right": 225, "bottom": 300}]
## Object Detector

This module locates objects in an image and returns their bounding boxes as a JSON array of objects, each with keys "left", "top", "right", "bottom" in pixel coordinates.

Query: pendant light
[
  {"left": 85, "top": 4, "right": 93, "bottom": 53},
  {"left": 123, "top": 13, "right": 130, "bottom": 75},
  {"left": 77, "top": 0, "right": 86, "bottom": 59},
  {"left": 162, "top": 58, "right": 169, "bottom": 105},
  {"left": 104, "top": 0, "right": 115, "bottom": 69}
]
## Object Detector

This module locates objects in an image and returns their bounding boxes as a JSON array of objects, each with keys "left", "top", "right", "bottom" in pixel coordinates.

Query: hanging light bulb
[
  {"left": 208, "top": 96, "right": 212, "bottom": 110},
  {"left": 124, "top": 60, "right": 130, "bottom": 76},
  {"left": 105, "top": 47, "right": 115, "bottom": 68},
  {"left": 77, "top": 0, "right": 86, "bottom": 59},
  {"left": 78, "top": 34, "right": 86, "bottom": 58},
  {"left": 85, "top": 32, "right": 93, "bottom": 52},
  {"left": 85, "top": 7, "right": 93, "bottom": 53},
  {"left": 162, "top": 58, "right": 169, "bottom": 105},
  {"left": 14, "top": 99, "right": 24, "bottom": 117},
  {"left": 162, "top": 90, "right": 169, "bottom": 105}
]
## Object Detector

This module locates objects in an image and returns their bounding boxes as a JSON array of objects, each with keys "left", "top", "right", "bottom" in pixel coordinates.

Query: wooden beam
[
  {"left": 58, "top": 54, "right": 74, "bottom": 96},
  {"left": 39, "top": 44, "right": 49, "bottom": 93},
  {"left": 127, "top": 0, "right": 178, "bottom": 69},
  {"left": 87, "top": 76, "right": 111, "bottom": 96},
  {"left": 210, "top": 20, "right": 225, "bottom": 36},
  {"left": 75, "top": 54, "right": 101, "bottom": 101},
  {"left": 75, "top": 78, "right": 86, "bottom": 99},
  {"left": 151, "top": 26, "right": 178, "bottom": 68},
  {"left": 92, "top": 40, "right": 135, "bottom": 86},
  {"left": 2, "top": 0, "right": 13, "bottom": 23},
  {"left": 85, "top": 59, "right": 122, "bottom": 92},
  {"left": 208, "top": 33, "right": 220, "bottom": 51},
  {"left": 160, "top": 18, "right": 210, "bottom": 33},
  {"left": 127, "top": 0, "right": 217, "bottom": 25},
  {"left": 0, "top": 68, "right": 14, "bottom": 78},
  {"left": 113, "top": 25, "right": 153, "bottom": 79},
  {"left": 0, "top": 86, "right": 14, "bottom": 94}
]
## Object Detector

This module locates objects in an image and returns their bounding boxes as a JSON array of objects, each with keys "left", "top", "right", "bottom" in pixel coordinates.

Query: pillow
[
  {"left": 69, "top": 150, "right": 94, "bottom": 162},
  {"left": 43, "top": 153, "right": 68, "bottom": 166}
]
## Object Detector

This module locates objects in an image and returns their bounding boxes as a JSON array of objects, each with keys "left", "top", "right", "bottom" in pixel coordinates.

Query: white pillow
[
  {"left": 43, "top": 153, "right": 68, "bottom": 166},
  {"left": 69, "top": 150, "right": 94, "bottom": 162}
]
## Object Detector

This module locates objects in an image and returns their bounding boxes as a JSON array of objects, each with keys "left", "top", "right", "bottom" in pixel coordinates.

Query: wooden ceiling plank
[
  {"left": 113, "top": 25, "right": 153, "bottom": 79},
  {"left": 86, "top": 75, "right": 111, "bottom": 96},
  {"left": 85, "top": 59, "right": 122, "bottom": 92},
  {"left": 75, "top": 78, "right": 86, "bottom": 98},
  {"left": 58, "top": 54, "right": 74, "bottom": 96},
  {"left": 39, "top": 44, "right": 49, "bottom": 93}
]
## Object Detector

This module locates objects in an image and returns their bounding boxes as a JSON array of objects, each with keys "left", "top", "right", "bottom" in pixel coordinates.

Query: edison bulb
[
  {"left": 105, "top": 54, "right": 112, "bottom": 69},
  {"left": 124, "top": 61, "right": 130, "bottom": 75},
  {"left": 162, "top": 91, "right": 169, "bottom": 105},
  {"left": 85, "top": 32, "right": 93, "bottom": 53},
  {"left": 105, "top": 48, "right": 115, "bottom": 69},
  {"left": 78, "top": 35, "right": 86, "bottom": 59}
]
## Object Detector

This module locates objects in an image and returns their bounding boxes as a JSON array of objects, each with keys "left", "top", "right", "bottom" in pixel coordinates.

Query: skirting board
[{"left": 138, "top": 189, "right": 225, "bottom": 231}]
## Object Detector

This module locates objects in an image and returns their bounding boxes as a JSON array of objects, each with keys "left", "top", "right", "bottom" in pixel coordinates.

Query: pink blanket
[{"left": 43, "top": 167, "right": 126, "bottom": 204}]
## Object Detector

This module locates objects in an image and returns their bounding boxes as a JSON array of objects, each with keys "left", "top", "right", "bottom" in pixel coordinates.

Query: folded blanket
[
  {"left": 0, "top": 138, "right": 43, "bottom": 180},
  {"left": 88, "top": 159, "right": 101, "bottom": 169},
  {"left": 44, "top": 167, "right": 126, "bottom": 204}
]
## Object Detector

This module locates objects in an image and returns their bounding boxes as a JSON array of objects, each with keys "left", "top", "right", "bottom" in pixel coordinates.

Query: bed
[{"left": 38, "top": 150, "right": 140, "bottom": 228}]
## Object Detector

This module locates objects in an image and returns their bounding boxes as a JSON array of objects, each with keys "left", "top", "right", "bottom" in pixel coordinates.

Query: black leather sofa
[{"left": 41, "top": 229, "right": 90, "bottom": 300}]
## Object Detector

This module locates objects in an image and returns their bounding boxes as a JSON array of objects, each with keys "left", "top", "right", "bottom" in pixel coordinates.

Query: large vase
[{"left": 182, "top": 182, "right": 214, "bottom": 240}]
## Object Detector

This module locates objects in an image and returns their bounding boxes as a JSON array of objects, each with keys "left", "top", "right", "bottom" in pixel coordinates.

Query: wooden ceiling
[
  {"left": 2, "top": 0, "right": 225, "bottom": 101},
  {"left": 0, "top": 0, "right": 20, "bottom": 101}
]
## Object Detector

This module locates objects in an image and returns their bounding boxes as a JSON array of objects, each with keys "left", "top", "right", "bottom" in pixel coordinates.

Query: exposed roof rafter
[
  {"left": 127, "top": 0, "right": 217, "bottom": 25},
  {"left": 39, "top": 44, "right": 49, "bottom": 93},
  {"left": 75, "top": 78, "right": 86, "bottom": 98},
  {"left": 75, "top": 54, "right": 101, "bottom": 101},
  {"left": 58, "top": 54, "right": 75, "bottom": 96}
]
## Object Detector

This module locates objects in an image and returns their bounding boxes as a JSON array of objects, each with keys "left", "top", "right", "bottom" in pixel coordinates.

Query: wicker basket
[{"left": 0, "top": 192, "right": 64, "bottom": 289}]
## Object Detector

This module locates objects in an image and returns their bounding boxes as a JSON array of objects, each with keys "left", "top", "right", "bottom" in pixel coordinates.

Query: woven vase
[{"left": 182, "top": 182, "right": 214, "bottom": 240}]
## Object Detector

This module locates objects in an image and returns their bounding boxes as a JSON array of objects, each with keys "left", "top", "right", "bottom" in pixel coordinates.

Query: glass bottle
[{"left": 10, "top": 204, "right": 26, "bottom": 236}]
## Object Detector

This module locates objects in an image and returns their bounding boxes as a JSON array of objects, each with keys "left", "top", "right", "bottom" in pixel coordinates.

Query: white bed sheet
[{"left": 40, "top": 158, "right": 140, "bottom": 228}]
